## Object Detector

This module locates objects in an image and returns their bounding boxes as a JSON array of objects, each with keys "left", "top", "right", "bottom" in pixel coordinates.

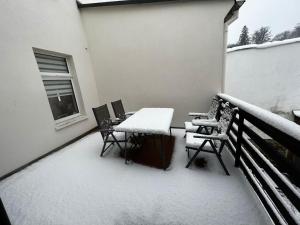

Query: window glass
[{"left": 43, "top": 80, "right": 79, "bottom": 120}]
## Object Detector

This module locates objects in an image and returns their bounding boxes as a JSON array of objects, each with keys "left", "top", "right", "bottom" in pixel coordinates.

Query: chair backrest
[
  {"left": 217, "top": 102, "right": 237, "bottom": 135},
  {"left": 111, "top": 99, "right": 126, "bottom": 120},
  {"left": 92, "top": 104, "right": 113, "bottom": 138},
  {"left": 207, "top": 97, "right": 221, "bottom": 120},
  {"left": 0, "top": 198, "right": 11, "bottom": 225}
]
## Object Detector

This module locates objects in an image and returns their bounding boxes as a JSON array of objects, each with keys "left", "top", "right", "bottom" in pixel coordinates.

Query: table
[{"left": 115, "top": 108, "right": 174, "bottom": 169}]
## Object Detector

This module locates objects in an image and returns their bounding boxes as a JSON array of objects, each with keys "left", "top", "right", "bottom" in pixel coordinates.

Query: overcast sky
[{"left": 228, "top": 0, "right": 300, "bottom": 44}]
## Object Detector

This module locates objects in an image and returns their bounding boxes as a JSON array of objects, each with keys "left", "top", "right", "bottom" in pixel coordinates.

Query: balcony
[
  {"left": 1, "top": 94, "right": 300, "bottom": 225},
  {"left": 0, "top": 130, "right": 270, "bottom": 225},
  {"left": 0, "top": 1, "right": 299, "bottom": 225}
]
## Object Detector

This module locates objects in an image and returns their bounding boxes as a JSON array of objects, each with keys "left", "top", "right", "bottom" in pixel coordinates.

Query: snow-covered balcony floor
[{"left": 0, "top": 129, "right": 271, "bottom": 225}]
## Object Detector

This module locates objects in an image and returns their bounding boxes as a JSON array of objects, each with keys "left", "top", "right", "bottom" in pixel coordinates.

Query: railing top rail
[{"left": 218, "top": 93, "right": 300, "bottom": 142}]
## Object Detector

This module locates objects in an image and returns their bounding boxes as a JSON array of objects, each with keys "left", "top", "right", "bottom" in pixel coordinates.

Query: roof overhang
[
  {"left": 77, "top": 0, "right": 245, "bottom": 24},
  {"left": 224, "top": 0, "right": 245, "bottom": 23},
  {"left": 77, "top": 0, "right": 244, "bottom": 10},
  {"left": 77, "top": 0, "right": 188, "bottom": 8}
]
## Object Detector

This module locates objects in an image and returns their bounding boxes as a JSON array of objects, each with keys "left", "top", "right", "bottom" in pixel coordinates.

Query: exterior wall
[
  {"left": 0, "top": 0, "right": 100, "bottom": 176},
  {"left": 225, "top": 39, "right": 300, "bottom": 120},
  {"left": 80, "top": 0, "right": 234, "bottom": 127}
]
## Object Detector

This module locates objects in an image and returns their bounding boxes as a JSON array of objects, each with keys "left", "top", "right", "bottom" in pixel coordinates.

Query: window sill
[{"left": 55, "top": 115, "right": 88, "bottom": 130}]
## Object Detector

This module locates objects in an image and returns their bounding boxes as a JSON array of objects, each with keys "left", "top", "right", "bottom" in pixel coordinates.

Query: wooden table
[{"left": 115, "top": 108, "right": 174, "bottom": 169}]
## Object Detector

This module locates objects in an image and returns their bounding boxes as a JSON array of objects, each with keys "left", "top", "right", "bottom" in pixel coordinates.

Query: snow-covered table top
[{"left": 115, "top": 108, "right": 174, "bottom": 135}]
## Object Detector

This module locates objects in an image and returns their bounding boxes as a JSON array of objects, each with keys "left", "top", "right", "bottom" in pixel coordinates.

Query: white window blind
[
  {"left": 43, "top": 80, "right": 74, "bottom": 99},
  {"left": 34, "top": 53, "right": 69, "bottom": 73}
]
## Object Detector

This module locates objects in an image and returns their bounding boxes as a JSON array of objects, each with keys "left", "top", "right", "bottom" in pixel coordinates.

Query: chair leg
[
  {"left": 100, "top": 135, "right": 109, "bottom": 157},
  {"left": 209, "top": 140, "right": 230, "bottom": 176},
  {"left": 186, "top": 140, "right": 207, "bottom": 168},
  {"left": 218, "top": 141, "right": 226, "bottom": 154},
  {"left": 187, "top": 147, "right": 190, "bottom": 159},
  {"left": 111, "top": 135, "right": 124, "bottom": 152}
]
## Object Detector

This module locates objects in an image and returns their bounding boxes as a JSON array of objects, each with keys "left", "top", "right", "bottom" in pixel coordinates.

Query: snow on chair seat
[
  {"left": 184, "top": 121, "right": 199, "bottom": 132},
  {"left": 107, "top": 131, "right": 126, "bottom": 142},
  {"left": 186, "top": 132, "right": 211, "bottom": 149}
]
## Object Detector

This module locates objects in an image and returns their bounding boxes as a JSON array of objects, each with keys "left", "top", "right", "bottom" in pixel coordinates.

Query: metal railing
[{"left": 218, "top": 94, "right": 300, "bottom": 225}]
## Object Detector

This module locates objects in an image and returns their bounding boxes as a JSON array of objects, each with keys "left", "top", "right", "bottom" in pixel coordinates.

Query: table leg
[
  {"left": 125, "top": 132, "right": 128, "bottom": 164},
  {"left": 160, "top": 134, "right": 166, "bottom": 170}
]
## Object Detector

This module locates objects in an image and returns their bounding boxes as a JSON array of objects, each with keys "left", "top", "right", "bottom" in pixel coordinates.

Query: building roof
[
  {"left": 77, "top": 0, "right": 244, "bottom": 23},
  {"left": 77, "top": 0, "right": 241, "bottom": 8},
  {"left": 77, "top": 0, "right": 189, "bottom": 8}
]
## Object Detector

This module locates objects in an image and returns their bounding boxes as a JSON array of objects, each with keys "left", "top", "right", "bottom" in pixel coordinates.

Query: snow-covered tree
[
  {"left": 252, "top": 27, "right": 272, "bottom": 44},
  {"left": 237, "top": 26, "right": 251, "bottom": 46},
  {"left": 290, "top": 23, "right": 300, "bottom": 38},
  {"left": 272, "top": 31, "right": 291, "bottom": 41}
]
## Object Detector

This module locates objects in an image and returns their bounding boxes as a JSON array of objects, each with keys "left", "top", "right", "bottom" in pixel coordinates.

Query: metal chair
[
  {"left": 184, "top": 97, "right": 222, "bottom": 135},
  {"left": 0, "top": 198, "right": 11, "bottom": 225},
  {"left": 92, "top": 104, "right": 128, "bottom": 158},
  {"left": 111, "top": 99, "right": 135, "bottom": 122},
  {"left": 185, "top": 103, "right": 237, "bottom": 175}
]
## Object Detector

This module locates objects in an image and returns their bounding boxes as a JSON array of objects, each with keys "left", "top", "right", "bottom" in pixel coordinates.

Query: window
[{"left": 34, "top": 50, "right": 85, "bottom": 128}]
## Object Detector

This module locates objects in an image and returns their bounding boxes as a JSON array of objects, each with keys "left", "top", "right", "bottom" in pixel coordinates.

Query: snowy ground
[{"left": 0, "top": 129, "right": 271, "bottom": 225}]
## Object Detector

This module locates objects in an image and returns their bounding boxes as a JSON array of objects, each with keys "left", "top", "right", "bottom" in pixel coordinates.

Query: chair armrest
[
  {"left": 193, "top": 133, "right": 228, "bottom": 140},
  {"left": 188, "top": 112, "right": 208, "bottom": 118},
  {"left": 112, "top": 120, "right": 122, "bottom": 125},
  {"left": 192, "top": 119, "right": 218, "bottom": 127},
  {"left": 125, "top": 111, "right": 136, "bottom": 115}
]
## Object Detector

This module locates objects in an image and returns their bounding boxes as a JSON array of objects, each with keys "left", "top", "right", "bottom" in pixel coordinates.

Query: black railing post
[
  {"left": 235, "top": 110, "right": 244, "bottom": 167},
  {"left": 0, "top": 198, "right": 11, "bottom": 225}
]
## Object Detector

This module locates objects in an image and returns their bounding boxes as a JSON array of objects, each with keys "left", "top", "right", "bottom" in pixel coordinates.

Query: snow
[
  {"left": 227, "top": 37, "right": 300, "bottom": 53},
  {"left": 184, "top": 121, "right": 199, "bottom": 132},
  {"left": 115, "top": 108, "right": 174, "bottom": 135},
  {"left": 192, "top": 119, "right": 218, "bottom": 127},
  {"left": 186, "top": 132, "right": 211, "bottom": 149},
  {"left": 293, "top": 110, "right": 300, "bottom": 118},
  {"left": 193, "top": 133, "right": 228, "bottom": 141},
  {"left": 218, "top": 93, "right": 300, "bottom": 141},
  {"left": 107, "top": 131, "right": 126, "bottom": 141},
  {"left": 188, "top": 112, "right": 208, "bottom": 117},
  {"left": 0, "top": 129, "right": 272, "bottom": 225}
]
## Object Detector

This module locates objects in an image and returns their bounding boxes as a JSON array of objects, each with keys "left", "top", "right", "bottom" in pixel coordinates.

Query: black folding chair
[
  {"left": 111, "top": 99, "right": 135, "bottom": 122},
  {"left": 92, "top": 104, "right": 128, "bottom": 159},
  {"left": 185, "top": 103, "right": 237, "bottom": 175},
  {"left": 0, "top": 198, "right": 11, "bottom": 225}
]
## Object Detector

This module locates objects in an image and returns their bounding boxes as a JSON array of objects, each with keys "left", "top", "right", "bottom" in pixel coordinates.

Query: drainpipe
[{"left": 222, "top": 0, "right": 245, "bottom": 93}]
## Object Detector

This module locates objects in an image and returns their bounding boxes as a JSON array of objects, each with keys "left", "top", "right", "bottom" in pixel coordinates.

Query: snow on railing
[
  {"left": 218, "top": 93, "right": 300, "bottom": 141},
  {"left": 218, "top": 93, "right": 300, "bottom": 224},
  {"left": 227, "top": 37, "right": 300, "bottom": 53}
]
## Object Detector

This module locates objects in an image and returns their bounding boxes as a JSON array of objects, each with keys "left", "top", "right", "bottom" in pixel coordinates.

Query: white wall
[
  {"left": 80, "top": 0, "right": 234, "bottom": 126},
  {"left": 225, "top": 39, "right": 300, "bottom": 119},
  {"left": 0, "top": 0, "right": 100, "bottom": 176}
]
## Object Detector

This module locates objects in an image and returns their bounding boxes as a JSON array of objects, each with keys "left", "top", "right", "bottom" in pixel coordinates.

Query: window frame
[{"left": 34, "top": 48, "right": 86, "bottom": 130}]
